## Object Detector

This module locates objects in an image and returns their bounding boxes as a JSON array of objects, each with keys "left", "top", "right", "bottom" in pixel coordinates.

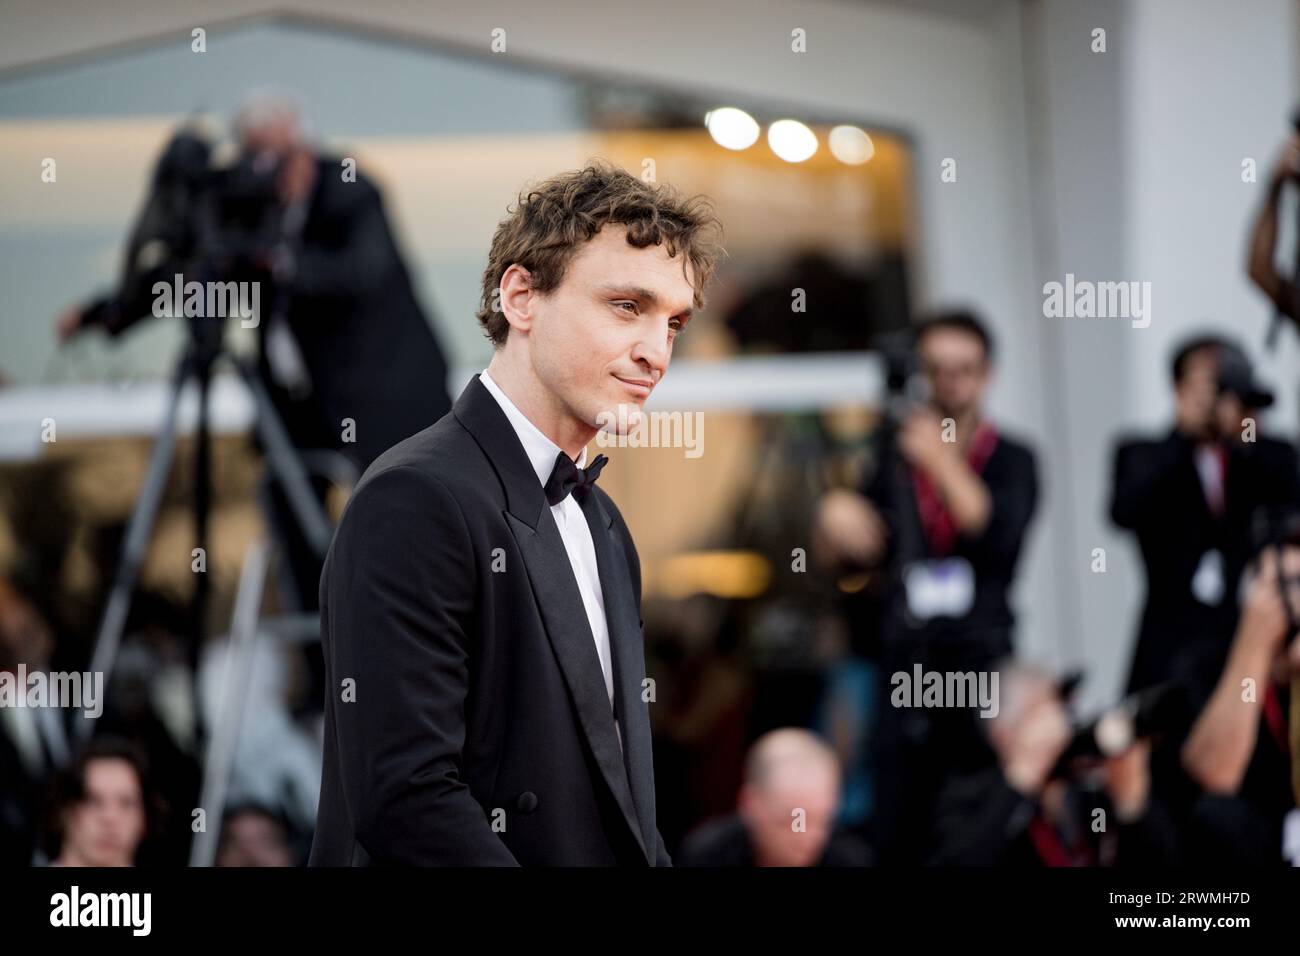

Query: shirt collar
[{"left": 478, "top": 368, "right": 587, "bottom": 489}]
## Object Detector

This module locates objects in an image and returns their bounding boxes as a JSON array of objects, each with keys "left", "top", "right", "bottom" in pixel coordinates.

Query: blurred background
[{"left": 1, "top": 0, "right": 1298, "bottom": 868}]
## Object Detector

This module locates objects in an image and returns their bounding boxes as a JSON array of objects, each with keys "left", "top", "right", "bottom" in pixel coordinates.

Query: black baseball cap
[{"left": 1216, "top": 342, "right": 1275, "bottom": 408}]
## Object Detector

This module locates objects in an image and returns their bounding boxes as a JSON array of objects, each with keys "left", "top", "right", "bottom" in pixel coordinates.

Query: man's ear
[{"left": 499, "top": 264, "right": 536, "bottom": 336}]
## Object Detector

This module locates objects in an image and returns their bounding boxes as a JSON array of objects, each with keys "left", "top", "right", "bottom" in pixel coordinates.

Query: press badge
[
  {"left": 1190, "top": 549, "right": 1225, "bottom": 606},
  {"left": 904, "top": 557, "right": 975, "bottom": 621}
]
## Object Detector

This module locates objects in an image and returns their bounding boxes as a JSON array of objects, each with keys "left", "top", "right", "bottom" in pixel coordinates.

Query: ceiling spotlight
[
  {"left": 704, "top": 107, "right": 760, "bottom": 150},
  {"left": 829, "top": 125, "right": 875, "bottom": 165},
  {"left": 767, "top": 119, "right": 818, "bottom": 163}
]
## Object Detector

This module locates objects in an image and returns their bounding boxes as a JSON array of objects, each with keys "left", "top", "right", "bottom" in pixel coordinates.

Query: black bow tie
[{"left": 544, "top": 451, "right": 609, "bottom": 506}]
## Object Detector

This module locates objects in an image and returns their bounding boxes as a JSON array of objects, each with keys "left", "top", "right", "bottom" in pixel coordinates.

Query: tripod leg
[
  {"left": 76, "top": 357, "right": 193, "bottom": 747},
  {"left": 188, "top": 538, "right": 270, "bottom": 868},
  {"left": 192, "top": 358, "right": 213, "bottom": 677},
  {"left": 233, "top": 360, "right": 334, "bottom": 560}
]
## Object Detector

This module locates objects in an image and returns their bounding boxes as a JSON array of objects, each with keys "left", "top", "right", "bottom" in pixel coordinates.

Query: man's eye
[
  {"left": 669, "top": 319, "right": 684, "bottom": 334},
  {"left": 615, "top": 301, "right": 638, "bottom": 313}
]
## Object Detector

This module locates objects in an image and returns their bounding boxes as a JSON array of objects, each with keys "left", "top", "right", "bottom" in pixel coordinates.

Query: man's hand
[
  {"left": 897, "top": 407, "right": 994, "bottom": 536},
  {"left": 1241, "top": 545, "right": 1300, "bottom": 683},
  {"left": 1104, "top": 739, "right": 1152, "bottom": 823},
  {"left": 1001, "top": 696, "right": 1072, "bottom": 798},
  {"left": 897, "top": 407, "right": 955, "bottom": 477},
  {"left": 1239, "top": 546, "right": 1296, "bottom": 656},
  {"left": 812, "top": 488, "right": 888, "bottom": 570},
  {"left": 55, "top": 305, "right": 84, "bottom": 342},
  {"left": 1181, "top": 544, "right": 1300, "bottom": 794}
]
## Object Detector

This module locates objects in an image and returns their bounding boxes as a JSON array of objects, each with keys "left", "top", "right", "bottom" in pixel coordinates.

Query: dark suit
[
  {"left": 1110, "top": 430, "right": 1300, "bottom": 701},
  {"left": 309, "top": 375, "right": 670, "bottom": 866},
  {"left": 262, "top": 157, "right": 451, "bottom": 471}
]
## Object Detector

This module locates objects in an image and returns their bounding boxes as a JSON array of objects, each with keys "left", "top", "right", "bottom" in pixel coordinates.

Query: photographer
[
  {"left": 812, "top": 309, "right": 1040, "bottom": 862},
  {"left": 1180, "top": 544, "right": 1300, "bottom": 864},
  {"left": 928, "top": 665, "right": 1179, "bottom": 866},
  {"left": 58, "top": 94, "right": 453, "bottom": 609},
  {"left": 60, "top": 94, "right": 452, "bottom": 473},
  {"left": 814, "top": 310, "right": 1039, "bottom": 670},
  {"left": 1111, "top": 337, "right": 1299, "bottom": 704}
]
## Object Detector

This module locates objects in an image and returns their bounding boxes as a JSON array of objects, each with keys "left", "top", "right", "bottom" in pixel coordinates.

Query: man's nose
[{"left": 632, "top": 327, "right": 671, "bottom": 377}]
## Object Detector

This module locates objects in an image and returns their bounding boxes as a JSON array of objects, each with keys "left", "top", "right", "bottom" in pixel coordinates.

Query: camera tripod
[{"left": 74, "top": 307, "right": 334, "bottom": 747}]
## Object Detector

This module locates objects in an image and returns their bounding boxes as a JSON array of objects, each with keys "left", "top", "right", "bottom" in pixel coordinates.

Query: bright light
[
  {"left": 704, "top": 107, "right": 760, "bottom": 151},
  {"left": 829, "top": 125, "right": 875, "bottom": 165},
  {"left": 767, "top": 119, "right": 818, "bottom": 163}
]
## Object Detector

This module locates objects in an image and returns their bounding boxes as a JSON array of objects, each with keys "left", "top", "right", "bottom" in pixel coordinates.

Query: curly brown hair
[{"left": 476, "top": 161, "right": 725, "bottom": 347}]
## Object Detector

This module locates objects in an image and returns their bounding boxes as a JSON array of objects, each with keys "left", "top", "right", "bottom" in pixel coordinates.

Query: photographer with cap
[{"left": 1110, "top": 336, "right": 1299, "bottom": 709}]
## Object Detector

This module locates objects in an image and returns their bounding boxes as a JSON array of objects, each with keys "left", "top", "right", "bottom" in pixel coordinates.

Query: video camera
[{"left": 141, "top": 126, "right": 287, "bottom": 283}]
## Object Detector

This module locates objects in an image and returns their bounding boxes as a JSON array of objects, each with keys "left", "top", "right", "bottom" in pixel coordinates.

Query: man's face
[
  {"left": 238, "top": 118, "right": 314, "bottom": 205},
  {"left": 1175, "top": 348, "right": 1219, "bottom": 439},
  {"left": 238, "top": 117, "right": 297, "bottom": 161},
  {"left": 217, "top": 811, "right": 295, "bottom": 867},
  {"left": 526, "top": 225, "right": 695, "bottom": 435},
  {"left": 62, "top": 758, "right": 145, "bottom": 866},
  {"left": 739, "top": 767, "right": 839, "bottom": 867},
  {"left": 991, "top": 676, "right": 1068, "bottom": 765},
  {"left": 1214, "top": 391, "right": 1248, "bottom": 443},
  {"left": 918, "top": 328, "right": 989, "bottom": 419}
]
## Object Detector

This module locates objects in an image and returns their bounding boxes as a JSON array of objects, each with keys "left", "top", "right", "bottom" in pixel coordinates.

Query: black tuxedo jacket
[
  {"left": 263, "top": 159, "right": 451, "bottom": 470},
  {"left": 309, "top": 374, "right": 671, "bottom": 865},
  {"left": 1110, "top": 429, "right": 1300, "bottom": 699}
]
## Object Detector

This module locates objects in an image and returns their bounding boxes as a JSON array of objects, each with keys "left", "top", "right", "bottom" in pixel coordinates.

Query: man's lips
[{"left": 614, "top": 375, "right": 654, "bottom": 397}]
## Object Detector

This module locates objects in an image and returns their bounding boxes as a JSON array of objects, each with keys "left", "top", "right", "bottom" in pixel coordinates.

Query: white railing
[{"left": 0, "top": 352, "right": 885, "bottom": 462}]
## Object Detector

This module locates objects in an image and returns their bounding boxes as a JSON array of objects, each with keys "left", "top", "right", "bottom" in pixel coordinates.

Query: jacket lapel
[
  {"left": 580, "top": 490, "right": 659, "bottom": 863},
  {"left": 453, "top": 375, "right": 649, "bottom": 862}
]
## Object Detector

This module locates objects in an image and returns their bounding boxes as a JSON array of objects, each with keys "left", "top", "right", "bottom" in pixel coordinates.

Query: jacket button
[{"left": 515, "top": 791, "right": 539, "bottom": 813}]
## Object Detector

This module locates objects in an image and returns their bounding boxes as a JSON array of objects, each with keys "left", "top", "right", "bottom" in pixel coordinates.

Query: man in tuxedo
[
  {"left": 310, "top": 162, "right": 723, "bottom": 865},
  {"left": 1111, "top": 335, "right": 1299, "bottom": 705}
]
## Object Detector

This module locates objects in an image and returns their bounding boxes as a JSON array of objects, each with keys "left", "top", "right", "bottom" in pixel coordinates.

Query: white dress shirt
[{"left": 478, "top": 369, "right": 621, "bottom": 749}]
